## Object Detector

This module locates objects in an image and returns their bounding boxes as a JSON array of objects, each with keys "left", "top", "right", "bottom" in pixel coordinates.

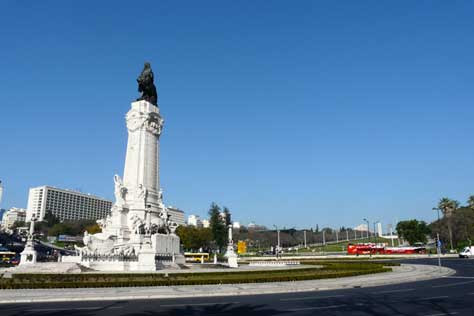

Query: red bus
[{"left": 347, "top": 243, "right": 426, "bottom": 255}]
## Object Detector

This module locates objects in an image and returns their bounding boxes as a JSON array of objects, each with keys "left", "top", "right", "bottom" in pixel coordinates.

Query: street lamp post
[
  {"left": 363, "top": 218, "right": 370, "bottom": 241},
  {"left": 432, "top": 207, "right": 443, "bottom": 253},
  {"left": 273, "top": 225, "right": 280, "bottom": 258},
  {"left": 432, "top": 207, "right": 440, "bottom": 222},
  {"left": 304, "top": 230, "right": 307, "bottom": 248}
]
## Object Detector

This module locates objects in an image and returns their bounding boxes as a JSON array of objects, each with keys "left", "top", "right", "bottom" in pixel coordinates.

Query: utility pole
[
  {"left": 322, "top": 230, "right": 326, "bottom": 246},
  {"left": 336, "top": 230, "right": 339, "bottom": 243},
  {"left": 346, "top": 230, "right": 349, "bottom": 241},
  {"left": 354, "top": 230, "right": 357, "bottom": 240}
]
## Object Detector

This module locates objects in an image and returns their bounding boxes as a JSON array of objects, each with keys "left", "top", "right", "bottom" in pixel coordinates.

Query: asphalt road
[{"left": 1, "top": 258, "right": 473, "bottom": 316}]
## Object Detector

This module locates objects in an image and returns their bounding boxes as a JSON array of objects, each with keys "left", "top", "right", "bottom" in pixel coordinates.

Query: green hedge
[{"left": 0, "top": 261, "right": 392, "bottom": 289}]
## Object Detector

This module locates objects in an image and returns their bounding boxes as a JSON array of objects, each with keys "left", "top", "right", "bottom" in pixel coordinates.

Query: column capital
[{"left": 125, "top": 101, "right": 164, "bottom": 136}]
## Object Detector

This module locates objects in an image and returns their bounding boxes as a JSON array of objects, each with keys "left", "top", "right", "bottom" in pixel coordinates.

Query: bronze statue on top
[{"left": 137, "top": 62, "right": 158, "bottom": 105}]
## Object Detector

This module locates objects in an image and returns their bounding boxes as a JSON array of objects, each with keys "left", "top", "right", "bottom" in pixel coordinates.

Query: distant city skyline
[{"left": 1, "top": 2, "right": 473, "bottom": 229}]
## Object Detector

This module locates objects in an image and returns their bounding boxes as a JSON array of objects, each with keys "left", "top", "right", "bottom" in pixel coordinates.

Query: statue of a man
[
  {"left": 137, "top": 184, "right": 148, "bottom": 208},
  {"left": 28, "top": 215, "right": 37, "bottom": 239},
  {"left": 113, "top": 175, "right": 127, "bottom": 206},
  {"left": 137, "top": 62, "right": 158, "bottom": 105}
]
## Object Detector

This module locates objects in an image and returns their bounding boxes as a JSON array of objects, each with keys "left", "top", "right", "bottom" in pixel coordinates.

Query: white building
[
  {"left": 232, "top": 221, "right": 241, "bottom": 229},
  {"left": 354, "top": 224, "right": 369, "bottom": 232},
  {"left": 26, "top": 186, "right": 112, "bottom": 222},
  {"left": 2, "top": 207, "right": 26, "bottom": 229},
  {"left": 376, "top": 222, "right": 383, "bottom": 237},
  {"left": 202, "top": 219, "right": 210, "bottom": 228},
  {"left": 187, "top": 214, "right": 202, "bottom": 227},
  {"left": 167, "top": 206, "right": 185, "bottom": 227}
]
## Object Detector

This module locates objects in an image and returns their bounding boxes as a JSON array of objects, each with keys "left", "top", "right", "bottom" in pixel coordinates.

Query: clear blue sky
[{"left": 1, "top": 1, "right": 473, "bottom": 231}]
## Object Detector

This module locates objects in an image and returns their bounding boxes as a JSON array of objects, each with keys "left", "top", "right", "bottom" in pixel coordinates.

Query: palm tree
[
  {"left": 438, "top": 198, "right": 452, "bottom": 217},
  {"left": 449, "top": 200, "right": 460, "bottom": 211},
  {"left": 437, "top": 197, "right": 458, "bottom": 251},
  {"left": 468, "top": 195, "right": 474, "bottom": 209}
]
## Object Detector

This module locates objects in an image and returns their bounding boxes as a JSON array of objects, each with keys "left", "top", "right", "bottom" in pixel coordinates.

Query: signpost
[{"left": 437, "top": 233, "right": 442, "bottom": 272}]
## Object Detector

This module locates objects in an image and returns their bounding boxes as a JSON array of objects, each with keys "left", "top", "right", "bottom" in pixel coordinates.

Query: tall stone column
[{"left": 123, "top": 100, "right": 164, "bottom": 212}]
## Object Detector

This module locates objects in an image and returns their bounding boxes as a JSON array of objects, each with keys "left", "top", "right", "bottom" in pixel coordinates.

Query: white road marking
[
  {"left": 433, "top": 280, "right": 474, "bottom": 288},
  {"left": 374, "top": 288, "right": 415, "bottom": 294},
  {"left": 160, "top": 302, "right": 240, "bottom": 307},
  {"left": 419, "top": 296, "right": 449, "bottom": 301},
  {"left": 443, "top": 276, "right": 474, "bottom": 279},
  {"left": 422, "top": 313, "right": 458, "bottom": 316},
  {"left": 287, "top": 304, "right": 346, "bottom": 311},
  {"left": 26, "top": 307, "right": 102, "bottom": 312},
  {"left": 280, "top": 294, "right": 345, "bottom": 301}
]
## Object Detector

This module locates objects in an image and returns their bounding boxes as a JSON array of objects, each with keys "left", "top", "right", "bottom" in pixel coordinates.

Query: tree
[
  {"left": 176, "top": 226, "right": 212, "bottom": 251},
  {"left": 208, "top": 203, "right": 226, "bottom": 251},
  {"left": 222, "top": 207, "right": 231, "bottom": 226},
  {"left": 430, "top": 207, "right": 474, "bottom": 250},
  {"left": 84, "top": 223, "right": 101, "bottom": 234},
  {"left": 48, "top": 223, "right": 74, "bottom": 237},
  {"left": 43, "top": 211, "right": 60, "bottom": 227},
  {"left": 11, "top": 221, "right": 25, "bottom": 230},
  {"left": 437, "top": 197, "right": 458, "bottom": 250},
  {"left": 468, "top": 195, "right": 474, "bottom": 209},
  {"left": 438, "top": 198, "right": 450, "bottom": 217},
  {"left": 396, "top": 220, "right": 431, "bottom": 245}
]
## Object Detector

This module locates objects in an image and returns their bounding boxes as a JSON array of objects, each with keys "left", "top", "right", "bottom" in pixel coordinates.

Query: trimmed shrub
[{"left": 0, "top": 261, "right": 392, "bottom": 289}]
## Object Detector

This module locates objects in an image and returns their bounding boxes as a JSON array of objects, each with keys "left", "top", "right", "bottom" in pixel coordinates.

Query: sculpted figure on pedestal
[
  {"left": 113, "top": 175, "right": 127, "bottom": 207},
  {"left": 136, "top": 62, "right": 158, "bottom": 105},
  {"left": 136, "top": 184, "right": 148, "bottom": 208},
  {"left": 130, "top": 214, "right": 145, "bottom": 235}
]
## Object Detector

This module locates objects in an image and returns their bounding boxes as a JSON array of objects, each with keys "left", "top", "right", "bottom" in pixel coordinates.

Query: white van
[{"left": 459, "top": 246, "right": 474, "bottom": 258}]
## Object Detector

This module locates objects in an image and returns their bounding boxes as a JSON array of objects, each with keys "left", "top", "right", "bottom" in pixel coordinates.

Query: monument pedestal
[
  {"left": 227, "top": 252, "right": 238, "bottom": 268},
  {"left": 20, "top": 241, "right": 37, "bottom": 265},
  {"left": 66, "top": 99, "right": 184, "bottom": 272},
  {"left": 137, "top": 238, "right": 157, "bottom": 271}
]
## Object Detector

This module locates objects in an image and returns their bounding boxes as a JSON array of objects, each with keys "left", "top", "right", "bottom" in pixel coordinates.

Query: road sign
[{"left": 237, "top": 241, "right": 247, "bottom": 254}]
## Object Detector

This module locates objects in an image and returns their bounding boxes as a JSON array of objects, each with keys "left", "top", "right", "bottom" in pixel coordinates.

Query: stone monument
[
  {"left": 20, "top": 215, "right": 38, "bottom": 265},
  {"left": 66, "top": 63, "right": 184, "bottom": 271},
  {"left": 224, "top": 224, "right": 238, "bottom": 268}
]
